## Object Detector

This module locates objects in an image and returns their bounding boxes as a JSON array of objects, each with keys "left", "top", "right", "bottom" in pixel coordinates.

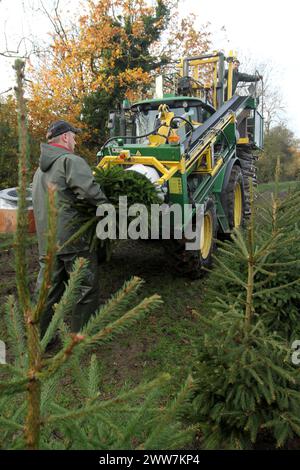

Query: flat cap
[{"left": 46, "top": 120, "right": 81, "bottom": 140}]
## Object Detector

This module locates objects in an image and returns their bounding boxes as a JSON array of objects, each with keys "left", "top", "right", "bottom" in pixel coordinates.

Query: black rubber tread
[
  {"left": 223, "top": 165, "right": 245, "bottom": 230},
  {"left": 164, "top": 198, "right": 218, "bottom": 279},
  {"left": 236, "top": 146, "right": 258, "bottom": 217}
]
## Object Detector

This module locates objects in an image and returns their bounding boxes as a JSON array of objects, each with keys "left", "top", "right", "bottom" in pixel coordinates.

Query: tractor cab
[
  {"left": 107, "top": 96, "right": 215, "bottom": 147},
  {"left": 106, "top": 50, "right": 263, "bottom": 150},
  {"left": 130, "top": 97, "right": 215, "bottom": 145}
]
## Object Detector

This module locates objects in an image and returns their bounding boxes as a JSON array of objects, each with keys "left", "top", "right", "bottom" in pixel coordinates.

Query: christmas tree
[{"left": 192, "top": 180, "right": 300, "bottom": 449}]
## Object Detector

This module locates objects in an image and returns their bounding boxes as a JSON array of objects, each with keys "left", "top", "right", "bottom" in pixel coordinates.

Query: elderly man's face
[
  {"left": 65, "top": 131, "right": 76, "bottom": 152},
  {"left": 56, "top": 131, "right": 76, "bottom": 152},
  {"left": 233, "top": 61, "right": 240, "bottom": 70}
]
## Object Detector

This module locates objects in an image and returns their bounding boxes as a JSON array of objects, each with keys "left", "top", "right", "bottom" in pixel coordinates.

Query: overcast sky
[{"left": 0, "top": 0, "right": 299, "bottom": 138}]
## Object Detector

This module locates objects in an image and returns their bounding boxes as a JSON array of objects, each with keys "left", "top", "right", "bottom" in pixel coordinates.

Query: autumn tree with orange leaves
[{"left": 27, "top": 0, "right": 210, "bottom": 153}]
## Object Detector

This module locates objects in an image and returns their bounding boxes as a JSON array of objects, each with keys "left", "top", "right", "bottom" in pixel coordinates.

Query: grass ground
[
  {"left": 257, "top": 180, "right": 300, "bottom": 193},
  {"left": 89, "top": 239, "right": 207, "bottom": 396}
]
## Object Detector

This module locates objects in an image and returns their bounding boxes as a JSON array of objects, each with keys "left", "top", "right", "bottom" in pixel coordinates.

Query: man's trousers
[{"left": 36, "top": 251, "right": 99, "bottom": 337}]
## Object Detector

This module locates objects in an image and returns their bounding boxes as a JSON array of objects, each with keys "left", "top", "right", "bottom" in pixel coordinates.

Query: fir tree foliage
[
  {"left": 1, "top": 269, "right": 195, "bottom": 449},
  {"left": 192, "top": 180, "right": 300, "bottom": 449},
  {"left": 192, "top": 306, "right": 300, "bottom": 449},
  {"left": 203, "top": 176, "right": 300, "bottom": 340}
]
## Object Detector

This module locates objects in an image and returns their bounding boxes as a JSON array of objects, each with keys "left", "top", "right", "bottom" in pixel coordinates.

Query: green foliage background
[{"left": 257, "top": 125, "right": 300, "bottom": 183}]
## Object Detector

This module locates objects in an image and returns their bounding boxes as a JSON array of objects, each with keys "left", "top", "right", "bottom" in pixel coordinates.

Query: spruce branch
[
  {"left": 13, "top": 59, "right": 31, "bottom": 317},
  {"left": 39, "top": 334, "right": 85, "bottom": 380},
  {"left": 0, "top": 363, "right": 25, "bottom": 378},
  {"left": 59, "top": 216, "right": 98, "bottom": 251},
  {"left": 245, "top": 179, "right": 255, "bottom": 330},
  {"left": 230, "top": 228, "right": 250, "bottom": 259},
  {"left": 215, "top": 243, "right": 246, "bottom": 262},
  {"left": 140, "top": 375, "right": 195, "bottom": 449},
  {"left": 44, "top": 374, "right": 171, "bottom": 425},
  {"left": 1, "top": 401, "right": 27, "bottom": 443},
  {"left": 263, "top": 358, "right": 296, "bottom": 384},
  {"left": 253, "top": 236, "right": 279, "bottom": 260},
  {"left": 4, "top": 296, "right": 26, "bottom": 367},
  {"left": 33, "top": 184, "right": 58, "bottom": 324},
  {"left": 271, "top": 157, "right": 281, "bottom": 234},
  {"left": 85, "top": 294, "right": 163, "bottom": 347},
  {"left": 40, "top": 376, "right": 60, "bottom": 413},
  {"left": 252, "top": 278, "right": 300, "bottom": 297},
  {"left": 82, "top": 276, "right": 144, "bottom": 335},
  {"left": 0, "top": 417, "right": 24, "bottom": 431},
  {"left": 263, "top": 260, "right": 300, "bottom": 267},
  {"left": 212, "top": 257, "right": 247, "bottom": 288},
  {"left": 93, "top": 414, "right": 125, "bottom": 443},
  {"left": 164, "top": 375, "right": 196, "bottom": 419},
  {"left": 87, "top": 354, "right": 100, "bottom": 399},
  {"left": 14, "top": 59, "right": 41, "bottom": 450},
  {"left": 58, "top": 419, "right": 93, "bottom": 449},
  {"left": 68, "top": 356, "right": 90, "bottom": 397},
  {"left": 0, "top": 377, "right": 29, "bottom": 395},
  {"left": 41, "top": 257, "right": 89, "bottom": 351}
]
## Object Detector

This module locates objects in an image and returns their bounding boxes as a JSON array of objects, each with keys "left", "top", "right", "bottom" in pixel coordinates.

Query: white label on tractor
[{"left": 111, "top": 147, "right": 124, "bottom": 154}]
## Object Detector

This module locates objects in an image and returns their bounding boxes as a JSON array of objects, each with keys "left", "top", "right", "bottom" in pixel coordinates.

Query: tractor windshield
[{"left": 134, "top": 106, "right": 200, "bottom": 143}]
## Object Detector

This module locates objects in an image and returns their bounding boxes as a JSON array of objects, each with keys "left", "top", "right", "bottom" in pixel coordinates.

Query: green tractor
[{"left": 97, "top": 51, "right": 263, "bottom": 277}]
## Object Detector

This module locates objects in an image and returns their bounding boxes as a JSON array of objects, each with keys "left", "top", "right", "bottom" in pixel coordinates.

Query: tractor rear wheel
[
  {"left": 165, "top": 197, "right": 217, "bottom": 279},
  {"left": 222, "top": 164, "right": 245, "bottom": 230},
  {"left": 236, "top": 145, "right": 258, "bottom": 218}
]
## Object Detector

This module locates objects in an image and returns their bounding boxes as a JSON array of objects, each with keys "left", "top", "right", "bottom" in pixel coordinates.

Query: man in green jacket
[
  {"left": 32, "top": 120, "right": 107, "bottom": 337},
  {"left": 225, "top": 59, "right": 262, "bottom": 97}
]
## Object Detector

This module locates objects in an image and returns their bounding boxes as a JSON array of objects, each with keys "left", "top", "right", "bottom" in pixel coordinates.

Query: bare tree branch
[
  {"left": 0, "top": 36, "right": 48, "bottom": 59},
  {"left": 237, "top": 54, "right": 286, "bottom": 133},
  {"left": 0, "top": 87, "right": 13, "bottom": 95},
  {"left": 54, "top": 0, "right": 69, "bottom": 44},
  {"left": 40, "top": 0, "right": 59, "bottom": 35},
  {"left": 39, "top": 0, "right": 69, "bottom": 47}
]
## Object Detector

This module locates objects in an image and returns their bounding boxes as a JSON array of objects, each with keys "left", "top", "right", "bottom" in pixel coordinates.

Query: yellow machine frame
[
  {"left": 97, "top": 111, "right": 235, "bottom": 183},
  {"left": 98, "top": 52, "right": 240, "bottom": 184},
  {"left": 177, "top": 50, "right": 238, "bottom": 107}
]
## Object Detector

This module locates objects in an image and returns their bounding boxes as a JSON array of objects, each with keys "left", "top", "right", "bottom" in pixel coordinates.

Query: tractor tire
[
  {"left": 236, "top": 145, "right": 258, "bottom": 217},
  {"left": 165, "top": 198, "right": 217, "bottom": 279},
  {"left": 222, "top": 165, "right": 245, "bottom": 230}
]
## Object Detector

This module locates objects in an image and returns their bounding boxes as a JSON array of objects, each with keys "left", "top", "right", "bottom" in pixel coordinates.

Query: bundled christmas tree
[
  {"left": 0, "top": 60, "right": 195, "bottom": 451},
  {"left": 65, "top": 165, "right": 163, "bottom": 256},
  {"left": 93, "top": 165, "right": 162, "bottom": 208},
  {"left": 191, "top": 181, "right": 300, "bottom": 449}
]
